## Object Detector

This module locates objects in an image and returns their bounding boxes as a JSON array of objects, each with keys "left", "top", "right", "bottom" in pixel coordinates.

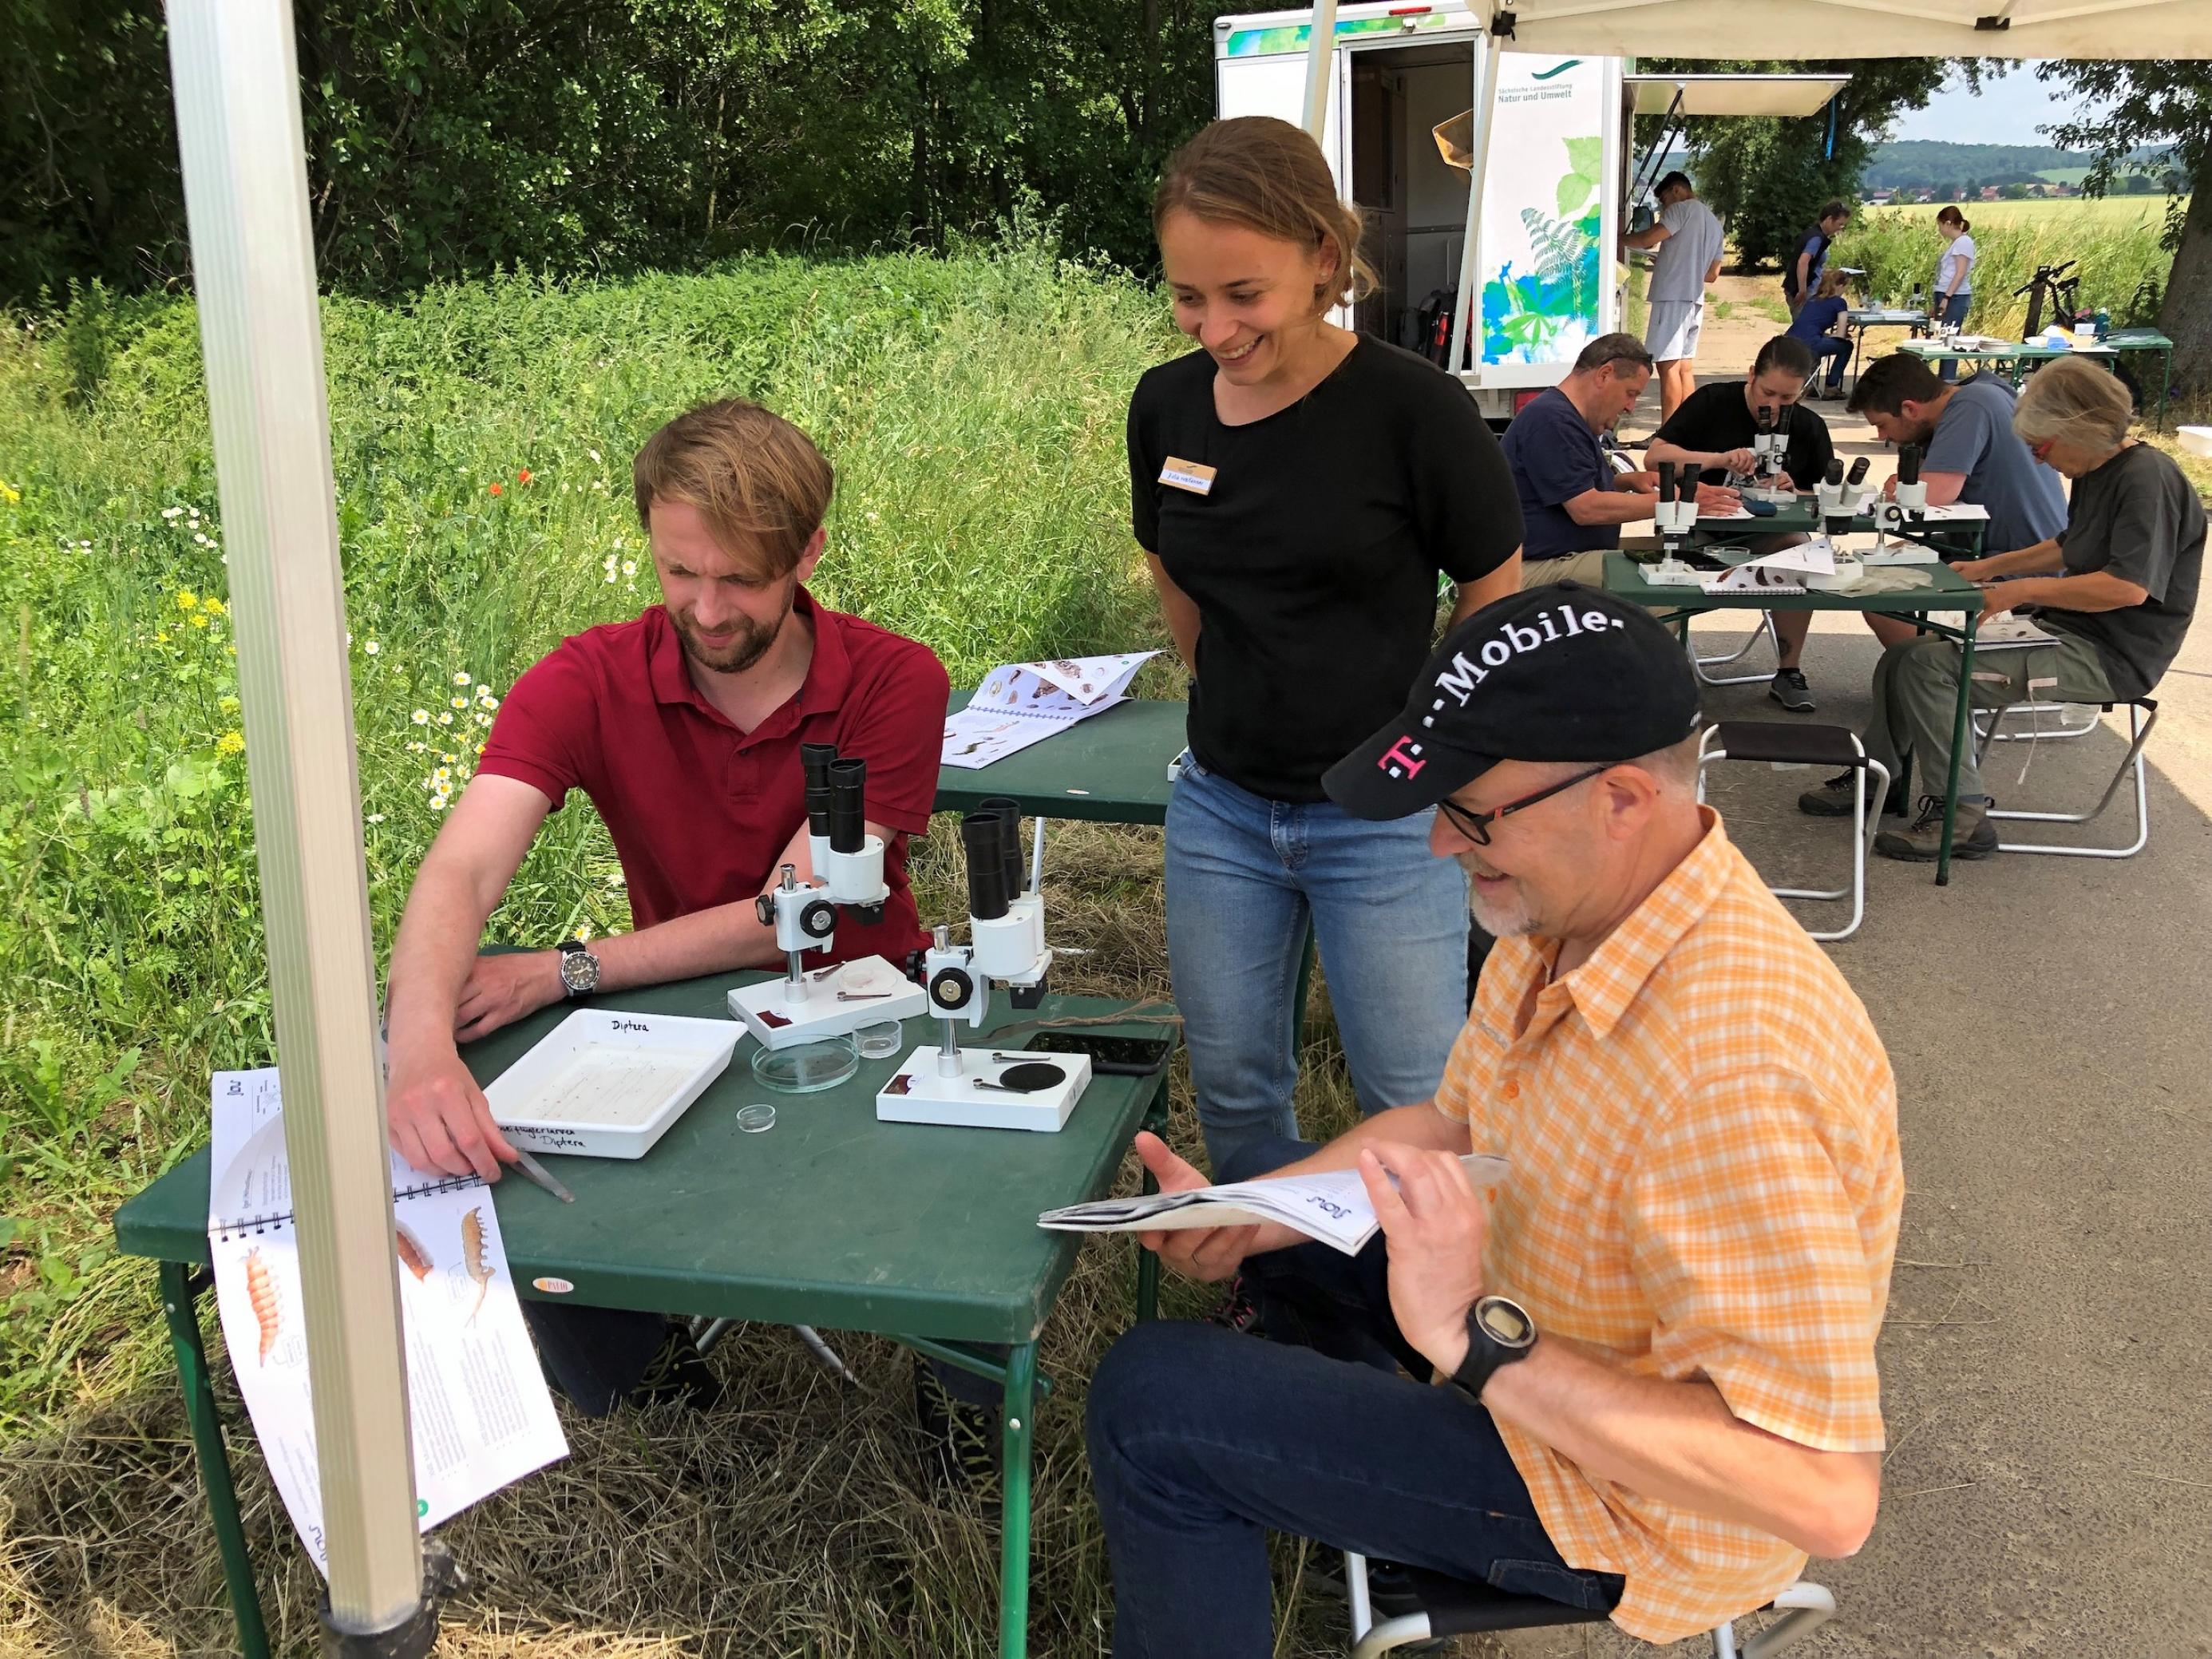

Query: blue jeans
[
  {"left": 1808, "top": 335, "right": 1850, "bottom": 386},
  {"left": 1086, "top": 1202, "right": 1623, "bottom": 1659},
  {"left": 1164, "top": 754, "right": 1469, "bottom": 1178},
  {"left": 1937, "top": 291, "right": 1972, "bottom": 381}
]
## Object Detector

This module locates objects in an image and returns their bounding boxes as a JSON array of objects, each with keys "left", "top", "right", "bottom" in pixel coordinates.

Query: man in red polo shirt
[{"left": 380, "top": 401, "right": 948, "bottom": 1406}]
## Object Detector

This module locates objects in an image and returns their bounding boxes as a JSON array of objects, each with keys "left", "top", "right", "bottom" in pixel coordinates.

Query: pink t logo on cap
[{"left": 1380, "top": 736, "right": 1426, "bottom": 779}]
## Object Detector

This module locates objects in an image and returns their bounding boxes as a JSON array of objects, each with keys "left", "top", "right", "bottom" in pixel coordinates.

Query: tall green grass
[
  {"left": 0, "top": 247, "right": 1180, "bottom": 1428},
  {"left": 1831, "top": 201, "right": 2177, "bottom": 337}
]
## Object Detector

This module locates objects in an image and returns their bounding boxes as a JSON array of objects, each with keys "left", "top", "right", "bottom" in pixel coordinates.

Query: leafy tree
[
  {"left": 1637, "top": 57, "right": 1957, "bottom": 268},
  {"left": 2036, "top": 59, "right": 2212, "bottom": 391}
]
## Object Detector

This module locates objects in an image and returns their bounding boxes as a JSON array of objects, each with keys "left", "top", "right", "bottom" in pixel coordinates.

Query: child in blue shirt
[{"left": 1787, "top": 269, "right": 1853, "bottom": 397}]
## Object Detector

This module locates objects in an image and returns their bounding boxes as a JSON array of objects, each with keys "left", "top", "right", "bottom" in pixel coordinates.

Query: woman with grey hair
[{"left": 1798, "top": 356, "right": 2204, "bottom": 863}]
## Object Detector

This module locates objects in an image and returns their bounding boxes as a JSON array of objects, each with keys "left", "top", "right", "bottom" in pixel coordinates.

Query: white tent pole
[
  {"left": 1301, "top": 0, "right": 1340, "bottom": 137},
  {"left": 163, "top": 0, "right": 429, "bottom": 1645},
  {"left": 1444, "top": 10, "right": 1505, "bottom": 373}
]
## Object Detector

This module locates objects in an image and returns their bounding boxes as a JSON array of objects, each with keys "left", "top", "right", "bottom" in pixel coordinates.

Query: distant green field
[{"left": 1875, "top": 196, "right": 2182, "bottom": 228}]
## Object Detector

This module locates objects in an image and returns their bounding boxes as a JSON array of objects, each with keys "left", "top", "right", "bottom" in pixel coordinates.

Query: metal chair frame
[
  {"left": 1697, "top": 727, "right": 1890, "bottom": 942},
  {"left": 1345, "top": 1552, "right": 1837, "bottom": 1659},
  {"left": 1690, "top": 612, "right": 1783, "bottom": 687},
  {"left": 1976, "top": 698, "right": 2158, "bottom": 859}
]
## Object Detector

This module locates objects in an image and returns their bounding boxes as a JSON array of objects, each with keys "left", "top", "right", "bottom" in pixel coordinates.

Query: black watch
[
  {"left": 556, "top": 937, "right": 601, "bottom": 999},
  {"left": 1447, "top": 1295, "right": 1538, "bottom": 1404}
]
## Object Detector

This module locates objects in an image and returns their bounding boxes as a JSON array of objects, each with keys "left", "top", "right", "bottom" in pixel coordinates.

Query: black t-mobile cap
[{"left": 1323, "top": 584, "right": 1703, "bottom": 821}]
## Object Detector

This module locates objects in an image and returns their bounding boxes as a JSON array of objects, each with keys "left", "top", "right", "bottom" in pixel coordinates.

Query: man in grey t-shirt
[
  {"left": 1847, "top": 352, "right": 2069, "bottom": 647},
  {"left": 1624, "top": 172, "right": 1725, "bottom": 419}
]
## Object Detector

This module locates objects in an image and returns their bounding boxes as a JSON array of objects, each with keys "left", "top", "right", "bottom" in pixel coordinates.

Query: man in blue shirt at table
[
  {"left": 1505, "top": 333, "right": 1737, "bottom": 591},
  {"left": 1848, "top": 351, "right": 2069, "bottom": 647}
]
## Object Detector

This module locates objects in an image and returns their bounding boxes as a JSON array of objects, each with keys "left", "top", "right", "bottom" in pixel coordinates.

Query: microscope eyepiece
[
  {"left": 1898, "top": 444, "right": 1921, "bottom": 486},
  {"left": 976, "top": 796, "right": 1024, "bottom": 897},
  {"left": 1656, "top": 460, "right": 1676, "bottom": 496},
  {"left": 1844, "top": 456, "right": 1871, "bottom": 487},
  {"left": 828, "top": 758, "right": 868, "bottom": 854},
  {"left": 1824, "top": 459, "right": 1845, "bottom": 488},
  {"left": 961, "top": 813, "right": 1011, "bottom": 922},
  {"left": 802, "top": 742, "right": 838, "bottom": 837}
]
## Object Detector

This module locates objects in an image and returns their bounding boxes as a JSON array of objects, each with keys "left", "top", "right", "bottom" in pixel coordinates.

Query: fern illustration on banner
[{"left": 1484, "top": 135, "right": 1603, "bottom": 365}]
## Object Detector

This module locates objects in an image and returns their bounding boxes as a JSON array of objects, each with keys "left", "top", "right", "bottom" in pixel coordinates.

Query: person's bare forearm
[
  {"left": 1645, "top": 440, "right": 1723, "bottom": 473},
  {"left": 1988, "top": 570, "right": 2147, "bottom": 613},
  {"left": 1146, "top": 552, "right": 1201, "bottom": 671},
  {"left": 1565, "top": 489, "right": 1661, "bottom": 528},
  {"left": 386, "top": 858, "right": 504, "bottom": 1054},
  {"left": 588, "top": 898, "right": 785, "bottom": 992},
  {"left": 1480, "top": 1340, "right": 1881, "bottom": 1558},
  {"left": 1450, "top": 551, "right": 1523, "bottom": 624},
  {"left": 1969, "top": 538, "right": 2064, "bottom": 577}
]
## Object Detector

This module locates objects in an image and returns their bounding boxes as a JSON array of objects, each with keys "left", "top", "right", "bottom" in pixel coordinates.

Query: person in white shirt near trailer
[{"left": 1623, "top": 171, "right": 1725, "bottom": 421}]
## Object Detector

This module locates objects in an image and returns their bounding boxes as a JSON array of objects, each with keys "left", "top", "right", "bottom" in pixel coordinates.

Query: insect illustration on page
[
  {"left": 246, "top": 1247, "right": 281, "bottom": 1364},
  {"left": 394, "top": 1221, "right": 433, "bottom": 1281},
  {"left": 461, "top": 1206, "right": 493, "bottom": 1326}
]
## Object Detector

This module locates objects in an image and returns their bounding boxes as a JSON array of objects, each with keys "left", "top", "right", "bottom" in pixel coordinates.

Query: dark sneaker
[
  {"left": 630, "top": 1319, "right": 725, "bottom": 1411},
  {"left": 1205, "top": 1273, "right": 1264, "bottom": 1336},
  {"left": 1875, "top": 796, "right": 1998, "bottom": 862},
  {"left": 1767, "top": 667, "right": 1816, "bottom": 712},
  {"left": 1821, "top": 380, "right": 1846, "bottom": 399},
  {"left": 912, "top": 1353, "right": 1000, "bottom": 1495},
  {"left": 1797, "top": 770, "right": 1860, "bottom": 816}
]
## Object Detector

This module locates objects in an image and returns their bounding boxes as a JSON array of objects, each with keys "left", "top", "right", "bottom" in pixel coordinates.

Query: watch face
[
  {"left": 1475, "top": 1297, "right": 1535, "bottom": 1348},
  {"left": 559, "top": 949, "right": 599, "bottom": 993}
]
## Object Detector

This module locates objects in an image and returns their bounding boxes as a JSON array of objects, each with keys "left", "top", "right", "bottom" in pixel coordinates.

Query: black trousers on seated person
[{"left": 1085, "top": 1174, "right": 1622, "bottom": 1659}]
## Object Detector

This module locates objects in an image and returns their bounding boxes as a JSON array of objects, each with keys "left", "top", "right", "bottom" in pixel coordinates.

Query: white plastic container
[
  {"left": 485, "top": 1009, "right": 740, "bottom": 1159},
  {"left": 2178, "top": 426, "right": 2212, "bottom": 461}
]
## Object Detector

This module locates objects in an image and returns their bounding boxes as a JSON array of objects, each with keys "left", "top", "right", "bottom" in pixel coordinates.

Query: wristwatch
[
  {"left": 1447, "top": 1295, "right": 1538, "bottom": 1404},
  {"left": 555, "top": 938, "right": 601, "bottom": 999}
]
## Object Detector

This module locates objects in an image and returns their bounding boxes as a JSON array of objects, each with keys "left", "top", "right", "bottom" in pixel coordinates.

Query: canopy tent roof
[
  {"left": 1624, "top": 72, "right": 1848, "bottom": 117},
  {"left": 1481, "top": 0, "right": 2212, "bottom": 58}
]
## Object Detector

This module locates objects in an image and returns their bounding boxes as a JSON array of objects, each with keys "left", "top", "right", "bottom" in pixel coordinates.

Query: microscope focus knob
[
  {"left": 754, "top": 894, "right": 776, "bottom": 927},
  {"left": 928, "top": 966, "right": 975, "bottom": 1012},
  {"left": 798, "top": 898, "right": 838, "bottom": 940}
]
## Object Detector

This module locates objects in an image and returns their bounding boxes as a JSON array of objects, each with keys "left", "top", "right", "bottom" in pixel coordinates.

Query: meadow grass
[
  {"left": 0, "top": 249, "right": 1431, "bottom": 1657},
  {"left": 1832, "top": 199, "right": 2179, "bottom": 337}
]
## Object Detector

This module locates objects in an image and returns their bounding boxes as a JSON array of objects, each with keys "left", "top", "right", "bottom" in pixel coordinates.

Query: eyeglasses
[
  {"left": 1434, "top": 764, "right": 1619, "bottom": 846},
  {"left": 2028, "top": 436, "right": 2058, "bottom": 463}
]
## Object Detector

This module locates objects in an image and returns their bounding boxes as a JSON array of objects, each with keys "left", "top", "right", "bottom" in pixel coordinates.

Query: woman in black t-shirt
[{"left": 1128, "top": 117, "right": 1523, "bottom": 1189}]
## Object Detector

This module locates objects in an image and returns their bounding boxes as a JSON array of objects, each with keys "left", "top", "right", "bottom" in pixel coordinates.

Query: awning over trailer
[
  {"left": 1624, "top": 73, "right": 1849, "bottom": 118},
  {"left": 1481, "top": 0, "right": 2212, "bottom": 60}
]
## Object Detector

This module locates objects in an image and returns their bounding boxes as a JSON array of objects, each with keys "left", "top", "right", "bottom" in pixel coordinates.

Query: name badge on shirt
[{"left": 1159, "top": 457, "right": 1217, "bottom": 496}]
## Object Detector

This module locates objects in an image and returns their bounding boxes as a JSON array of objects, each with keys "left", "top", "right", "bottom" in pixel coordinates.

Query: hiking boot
[
  {"left": 1874, "top": 795, "right": 1998, "bottom": 862},
  {"left": 912, "top": 1353, "right": 1001, "bottom": 1496},
  {"left": 1205, "top": 1273, "right": 1264, "bottom": 1336},
  {"left": 1797, "top": 771, "right": 1859, "bottom": 816},
  {"left": 1767, "top": 667, "right": 1816, "bottom": 713},
  {"left": 629, "top": 1319, "right": 726, "bottom": 1411}
]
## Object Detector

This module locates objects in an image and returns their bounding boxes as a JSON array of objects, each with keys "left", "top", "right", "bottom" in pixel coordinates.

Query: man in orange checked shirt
[{"left": 1085, "top": 585, "right": 1902, "bottom": 1657}]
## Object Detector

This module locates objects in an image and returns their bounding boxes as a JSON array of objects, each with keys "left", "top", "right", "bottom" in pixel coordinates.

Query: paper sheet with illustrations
[
  {"left": 942, "top": 651, "right": 1158, "bottom": 769},
  {"left": 206, "top": 1069, "right": 566, "bottom": 1573}
]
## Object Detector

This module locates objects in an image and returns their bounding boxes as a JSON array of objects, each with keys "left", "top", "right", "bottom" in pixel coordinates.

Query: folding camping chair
[{"left": 1698, "top": 722, "right": 1890, "bottom": 940}]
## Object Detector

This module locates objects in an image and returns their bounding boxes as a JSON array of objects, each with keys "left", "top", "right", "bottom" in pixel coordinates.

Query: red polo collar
[{"left": 643, "top": 586, "right": 852, "bottom": 742}]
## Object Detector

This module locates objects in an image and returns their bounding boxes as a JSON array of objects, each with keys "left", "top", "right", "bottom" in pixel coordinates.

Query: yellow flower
[
  {"left": 176, "top": 590, "right": 198, "bottom": 611},
  {"left": 0, "top": 479, "right": 19, "bottom": 505},
  {"left": 449, "top": 695, "right": 466, "bottom": 710},
  {"left": 155, "top": 631, "right": 170, "bottom": 644},
  {"left": 219, "top": 695, "right": 240, "bottom": 713},
  {"left": 200, "top": 596, "right": 225, "bottom": 616},
  {"left": 189, "top": 612, "right": 210, "bottom": 629},
  {"left": 216, "top": 731, "right": 246, "bottom": 756}
]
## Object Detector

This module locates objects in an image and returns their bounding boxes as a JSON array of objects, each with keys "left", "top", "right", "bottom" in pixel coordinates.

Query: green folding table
[
  {"left": 1897, "top": 335, "right": 2174, "bottom": 432},
  {"left": 934, "top": 691, "right": 1186, "bottom": 825},
  {"left": 1690, "top": 494, "right": 1988, "bottom": 560},
  {"left": 1605, "top": 551, "right": 1986, "bottom": 884},
  {"left": 113, "top": 972, "right": 1175, "bottom": 1659}
]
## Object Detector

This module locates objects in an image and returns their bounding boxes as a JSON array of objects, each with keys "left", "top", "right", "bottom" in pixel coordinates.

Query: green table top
[
  {"left": 935, "top": 693, "right": 1185, "bottom": 826},
  {"left": 1897, "top": 339, "right": 2116, "bottom": 362},
  {"left": 1605, "top": 550, "right": 1986, "bottom": 617},
  {"left": 1690, "top": 494, "right": 1984, "bottom": 548},
  {"left": 113, "top": 973, "right": 1175, "bottom": 1345}
]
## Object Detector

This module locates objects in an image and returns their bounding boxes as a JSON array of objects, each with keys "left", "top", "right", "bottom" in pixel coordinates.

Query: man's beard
[
  {"left": 1459, "top": 853, "right": 1537, "bottom": 939},
  {"left": 671, "top": 592, "right": 792, "bottom": 675}
]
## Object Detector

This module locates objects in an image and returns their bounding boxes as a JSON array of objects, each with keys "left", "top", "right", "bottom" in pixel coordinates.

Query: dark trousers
[
  {"left": 1808, "top": 335, "right": 1850, "bottom": 386},
  {"left": 1085, "top": 1141, "right": 1621, "bottom": 1659}
]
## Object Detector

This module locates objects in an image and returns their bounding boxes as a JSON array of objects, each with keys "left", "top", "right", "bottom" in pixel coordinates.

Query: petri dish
[
  {"left": 854, "top": 1020, "right": 904, "bottom": 1060},
  {"left": 749, "top": 1031, "right": 861, "bottom": 1094},
  {"left": 735, "top": 1103, "right": 777, "bottom": 1134}
]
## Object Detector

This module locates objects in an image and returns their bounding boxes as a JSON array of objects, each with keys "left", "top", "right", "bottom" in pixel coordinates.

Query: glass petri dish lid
[{"left": 749, "top": 1031, "right": 861, "bottom": 1094}]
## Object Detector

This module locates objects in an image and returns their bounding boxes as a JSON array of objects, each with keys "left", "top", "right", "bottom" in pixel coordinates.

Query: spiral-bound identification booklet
[
  {"left": 941, "top": 651, "right": 1158, "bottom": 769},
  {"left": 206, "top": 1068, "right": 566, "bottom": 1573}
]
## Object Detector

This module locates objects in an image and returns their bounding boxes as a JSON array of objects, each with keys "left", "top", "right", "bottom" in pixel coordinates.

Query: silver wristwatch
[{"left": 556, "top": 938, "right": 601, "bottom": 998}]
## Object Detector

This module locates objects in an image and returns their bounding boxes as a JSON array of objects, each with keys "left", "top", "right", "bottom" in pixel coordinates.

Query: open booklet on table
[
  {"left": 207, "top": 1068, "right": 566, "bottom": 1573},
  {"left": 941, "top": 651, "right": 1158, "bottom": 769},
  {"left": 1039, "top": 1154, "right": 1510, "bottom": 1257}
]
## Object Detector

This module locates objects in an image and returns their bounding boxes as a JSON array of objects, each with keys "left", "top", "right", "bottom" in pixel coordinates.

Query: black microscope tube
[
  {"left": 828, "top": 758, "right": 867, "bottom": 854},
  {"left": 962, "top": 813, "right": 1011, "bottom": 922}
]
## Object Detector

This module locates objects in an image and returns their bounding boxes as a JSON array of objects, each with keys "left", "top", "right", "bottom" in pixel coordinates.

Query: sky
[{"left": 1887, "top": 65, "right": 2097, "bottom": 148}]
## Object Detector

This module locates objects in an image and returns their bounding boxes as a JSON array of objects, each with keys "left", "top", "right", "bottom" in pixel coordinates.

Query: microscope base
[
  {"left": 1644, "top": 556, "right": 1707, "bottom": 587},
  {"left": 727, "top": 956, "right": 928, "bottom": 1049},
  {"left": 874, "top": 1047, "right": 1094, "bottom": 1132}
]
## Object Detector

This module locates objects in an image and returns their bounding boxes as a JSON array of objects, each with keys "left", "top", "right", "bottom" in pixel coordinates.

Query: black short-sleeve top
[{"left": 1128, "top": 339, "right": 1522, "bottom": 802}]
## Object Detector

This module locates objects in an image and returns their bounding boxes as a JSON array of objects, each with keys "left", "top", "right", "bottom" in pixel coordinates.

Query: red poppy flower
[
  {"left": 488, "top": 482, "right": 503, "bottom": 497},
  {"left": 517, "top": 469, "right": 532, "bottom": 485}
]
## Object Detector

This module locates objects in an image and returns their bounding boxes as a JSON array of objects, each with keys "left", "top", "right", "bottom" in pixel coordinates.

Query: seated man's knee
[{"left": 1086, "top": 1319, "right": 1221, "bottom": 1452}]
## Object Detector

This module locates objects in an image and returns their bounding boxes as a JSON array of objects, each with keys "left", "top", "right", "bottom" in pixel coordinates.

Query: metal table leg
[
  {"left": 1937, "top": 614, "right": 1980, "bottom": 886},
  {"left": 160, "top": 1261, "right": 271, "bottom": 1659},
  {"left": 999, "top": 1341, "right": 1039, "bottom": 1659}
]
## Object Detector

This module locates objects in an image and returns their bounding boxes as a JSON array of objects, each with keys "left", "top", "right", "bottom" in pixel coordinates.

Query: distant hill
[{"left": 1864, "top": 140, "right": 2174, "bottom": 192}]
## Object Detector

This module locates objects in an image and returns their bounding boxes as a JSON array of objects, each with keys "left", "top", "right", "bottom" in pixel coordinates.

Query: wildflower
[
  {"left": 366, "top": 813, "right": 386, "bottom": 824},
  {"left": 622, "top": 560, "right": 637, "bottom": 577},
  {"left": 474, "top": 740, "right": 488, "bottom": 754},
  {"left": 441, "top": 750, "right": 457, "bottom": 763},
  {"left": 0, "top": 478, "right": 23, "bottom": 504},
  {"left": 163, "top": 505, "right": 184, "bottom": 519},
  {"left": 406, "top": 742, "right": 425, "bottom": 753},
  {"left": 200, "top": 596, "right": 224, "bottom": 616},
  {"left": 219, "top": 695, "right": 240, "bottom": 713},
  {"left": 176, "top": 590, "right": 198, "bottom": 610},
  {"left": 429, "top": 796, "right": 449, "bottom": 812},
  {"left": 155, "top": 631, "right": 169, "bottom": 643},
  {"left": 411, "top": 709, "right": 429, "bottom": 725},
  {"left": 453, "top": 671, "right": 470, "bottom": 687},
  {"left": 363, "top": 641, "right": 380, "bottom": 656},
  {"left": 474, "top": 711, "right": 493, "bottom": 726},
  {"left": 194, "top": 533, "right": 209, "bottom": 545},
  {"left": 488, "top": 482, "right": 503, "bottom": 497},
  {"left": 449, "top": 695, "right": 466, "bottom": 710},
  {"left": 433, "top": 767, "right": 452, "bottom": 782},
  {"left": 190, "top": 612, "right": 210, "bottom": 629},
  {"left": 477, "top": 693, "right": 499, "bottom": 710},
  {"left": 216, "top": 731, "right": 246, "bottom": 755},
  {"left": 588, "top": 449, "right": 602, "bottom": 464},
  {"left": 604, "top": 568, "right": 618, "bottom": 584},
  {"left": 573, "top": 925, "right": 592, "bottom": 942},
  {"left": 437, "top": 711, "right": 453, "bottom": 725},
  {"left": 517, "top": 469, "right": 532, "bottom": 485}
]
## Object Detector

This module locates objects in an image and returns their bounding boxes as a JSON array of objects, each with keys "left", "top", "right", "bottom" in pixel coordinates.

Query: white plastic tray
[{"left": 485, "top": 1009, "right": 739, "bottom": 1159}]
